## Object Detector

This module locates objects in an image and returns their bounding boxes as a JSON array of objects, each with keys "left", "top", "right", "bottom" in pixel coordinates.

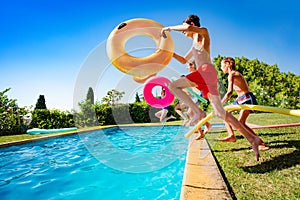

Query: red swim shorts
[{"left": 186, "top": 63, "right": 219, "bottom": 99}]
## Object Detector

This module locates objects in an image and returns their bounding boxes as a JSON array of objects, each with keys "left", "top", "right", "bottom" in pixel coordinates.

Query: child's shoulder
[{"left": 231, "top": 70, "right": 243, "bottom": 77}]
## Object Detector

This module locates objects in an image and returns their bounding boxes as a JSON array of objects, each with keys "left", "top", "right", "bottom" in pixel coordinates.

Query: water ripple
[{"left": 0, "top": 126, "right": 188, "bottom": 200}]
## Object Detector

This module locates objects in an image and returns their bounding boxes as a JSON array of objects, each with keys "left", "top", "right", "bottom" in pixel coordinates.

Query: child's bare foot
[
  {"left": 203, "top": 122, "right": 212, "bottom": 134},
  {"left": 194, "top": 129, "right": 205, "bottom": 140},
  {"left": 250, "top": 136, "right": 261, "bottom": 161},
  {"left": 218, "top": 135, "right": 236, "bottom": 142},
  {"left": 250, "top": 143, "right": 270, "bottom": 151},
  {"left": 259, "top": 143, "right": 270, "bottom": 151},
  {"left": 169, "top": 115, "right": 176, "bottom": 120},
  {"left": 253, "top": 139, "right": 270, "bottom": 151}
]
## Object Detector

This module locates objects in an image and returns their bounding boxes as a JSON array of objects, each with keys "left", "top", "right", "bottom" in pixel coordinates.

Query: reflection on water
[{"left": 0, "top": 125, "right": 189, "bottom": 200}]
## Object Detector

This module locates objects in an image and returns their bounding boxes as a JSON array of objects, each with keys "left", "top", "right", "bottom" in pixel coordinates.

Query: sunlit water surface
[{"left": 0, "top": 125, "right": 190, "bottom": 200}]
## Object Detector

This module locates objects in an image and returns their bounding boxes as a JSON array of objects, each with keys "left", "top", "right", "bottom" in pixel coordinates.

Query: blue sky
[{"left": 1, "top": 0, "right": 299, "bottom": 111}]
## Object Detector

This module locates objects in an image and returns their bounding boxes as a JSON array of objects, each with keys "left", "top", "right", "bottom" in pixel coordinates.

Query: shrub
[{"left": 29, "top": 109, "right": 75, "bottom": 129}]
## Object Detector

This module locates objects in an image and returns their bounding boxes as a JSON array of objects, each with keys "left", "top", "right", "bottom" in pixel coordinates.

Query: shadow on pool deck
[{"left": 180, "top": 137, "right": 233, "bottom": 200}]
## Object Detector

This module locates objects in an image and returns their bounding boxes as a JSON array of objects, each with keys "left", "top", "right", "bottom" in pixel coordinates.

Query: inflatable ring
[
  {"left": 132, "top": 74, "right": 156, "bottom": 84},
  {"left": 143, "top": 76, "right": 174, "bottom": 108},
  {"left": 106, "top": 18, "right": 174, "bottom": 81}
]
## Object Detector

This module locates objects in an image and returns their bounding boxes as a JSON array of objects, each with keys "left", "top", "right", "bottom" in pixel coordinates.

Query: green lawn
[{"left": 206, "top": 113, "right": 300, "bottom": 200}]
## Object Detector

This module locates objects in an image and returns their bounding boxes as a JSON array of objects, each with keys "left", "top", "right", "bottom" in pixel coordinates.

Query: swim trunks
[
  {"left": 233, "top": 92, "right": 257, "bottom": 105},
  {"left": 162, "top": 106, "right": 169, "bottom": 111},
  {"left": 185, "top": 63, "right": 219, "bottom": 99}
]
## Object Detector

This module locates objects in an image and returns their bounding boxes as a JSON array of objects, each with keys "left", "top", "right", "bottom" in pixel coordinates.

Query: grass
[
  {"left": 0, "top": 113, "right": 299, "bottom": 199},
  {"left": 205, "top": 113, "right": 300, "bottom": 200},
  {"left": 0, "top": 134, "right": 42, "bottom": 144}
]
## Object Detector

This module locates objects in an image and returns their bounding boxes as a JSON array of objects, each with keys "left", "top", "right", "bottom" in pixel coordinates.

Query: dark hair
[
  {"left": 184, "top": 14, "right": 200, "bottom": 27},
  {"left": 189, "top": 60, "right": 197, "bottom": 69},
  {"left": 223, "top": 57, "right": 236, "bottom": 70},
  {"left": 161, "top": 88, "right": 166, "bottom": 97}
]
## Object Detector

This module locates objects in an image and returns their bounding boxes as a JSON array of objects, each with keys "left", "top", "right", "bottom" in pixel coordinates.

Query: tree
[
  {"left": 101, "top": 89, "right": 125, "bottom": 106},
  {"left": 213, "top": 55, "right": 300, "bottom": 109},
  {"left": 86, "top": 87, "right": 95, "bottom": 104},
  {"left": 80, "top": 100, "right": 98, "bottom": 127},
  {"left": 0, "top": 88, "right": 27, "bottom": 135},
  {"left": 73, "top": 100, "right": 98, "bottom": 127},
  {"left": 35, "top": 95, "right": 47, "bottom": 110},
  {"left": 135, "top": 92, "right": 141, "bottom": 103}
]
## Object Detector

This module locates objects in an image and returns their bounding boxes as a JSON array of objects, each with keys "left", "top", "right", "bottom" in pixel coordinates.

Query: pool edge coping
[{"left": 180, "top": 138, "right": 233, "bottom": 200}]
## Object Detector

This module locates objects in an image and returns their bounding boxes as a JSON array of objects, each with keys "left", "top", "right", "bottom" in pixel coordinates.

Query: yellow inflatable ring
[{"left": 106, "top": 18, "right": 174, "bottom": 81}]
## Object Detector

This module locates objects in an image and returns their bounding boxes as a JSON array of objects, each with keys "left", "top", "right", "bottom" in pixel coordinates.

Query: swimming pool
[{"left": 0, "top": 125, "right": 189, "bottom": 199}]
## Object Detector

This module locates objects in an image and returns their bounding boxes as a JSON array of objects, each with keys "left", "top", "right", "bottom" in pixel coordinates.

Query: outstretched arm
[
  {"left": 162, "top": 24, "right": 208, "bottom": 35},
  {"left": 221, "top": 73, "right": 234, "bottom": 105},
  {"left": 172, "top": 52, "right": 188, "bottom": 64},
  {"left": 173, "top": 48, "right": 193, "bottom": 64}
]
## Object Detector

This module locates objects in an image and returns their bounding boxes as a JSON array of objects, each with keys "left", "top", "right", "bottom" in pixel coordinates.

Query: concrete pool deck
[{"left": 180, "top": 137, "right": 233, "bottom": 200}]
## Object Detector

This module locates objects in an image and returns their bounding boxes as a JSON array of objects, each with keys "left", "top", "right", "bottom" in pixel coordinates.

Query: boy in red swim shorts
[{"left": 162, "top": 14, "right": 264, "bottom": 161}]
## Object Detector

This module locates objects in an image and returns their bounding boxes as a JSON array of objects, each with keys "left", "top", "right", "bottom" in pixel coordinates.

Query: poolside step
[{"left": 180, "top": 138, "right": 233, "bottom": 200}]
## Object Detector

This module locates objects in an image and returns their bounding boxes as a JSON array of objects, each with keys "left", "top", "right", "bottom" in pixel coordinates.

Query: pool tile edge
[{"left": 180, "top": 138, "right": 233, "bottom": 200}]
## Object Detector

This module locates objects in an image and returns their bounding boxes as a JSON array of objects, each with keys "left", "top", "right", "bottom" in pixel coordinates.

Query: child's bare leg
[
  {"left": 194, "top": 128, "right": 205, "bottom": 140},
  {"left": 164, "top": 115, "right": 176, "bottom": 122},
  {"left": 239, "top": 110, "right": 269, "bottom": 150},
  {"left": 187, "top": 107, "right": 207, "bottom": 126},
  {"left": 175, "top": 109, "right": 188, "bottom": 121},
  {"left": 169, "top": 78, "right": 205, "bottom": 125},
  {"left": 160, "top": 109, "right": 168, "bottom": 122},
  {"left": 243, "top": 124, "right": 270, "bottom": 150},
  {"left": 209, "top": 94, "right": 260, "bottom": 161},
  {"left": 203, "top": 122, "right": 212, "bottom": 134},
  {"left": 224, "top": 112, "right": 261, "bottom": 160},
  {"left": 219, "top": 122, "right": 236, "bottom": 142}
]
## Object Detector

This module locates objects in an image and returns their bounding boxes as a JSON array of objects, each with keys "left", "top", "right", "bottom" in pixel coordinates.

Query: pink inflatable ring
[{"left": 143, "top": 76, "right": 174, "bottom": 108}]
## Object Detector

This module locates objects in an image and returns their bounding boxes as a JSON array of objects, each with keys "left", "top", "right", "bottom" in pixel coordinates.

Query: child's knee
[{"left": 168, "top": 82, "right": 176, "bottom": 91}]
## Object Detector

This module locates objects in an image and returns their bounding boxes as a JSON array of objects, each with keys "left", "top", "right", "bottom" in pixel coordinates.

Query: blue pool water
[{"left": 0, "top": 125, "right": 189, "bottom": 200}]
